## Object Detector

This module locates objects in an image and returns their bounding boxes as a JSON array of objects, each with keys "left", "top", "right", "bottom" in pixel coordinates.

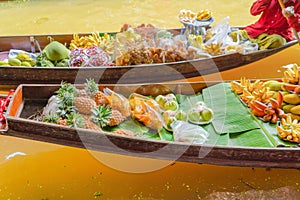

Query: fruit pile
[
  {"left": 231, "top": 63, "right": 300, "bottom": 144},
  {"left": 41, "top": 79, "right": 214, "bottom": 138},
  {"left": 42, "top": 79, "right": 129, "bottom": 135},
  {"left": 0, "top": 52, "right": 35, "bottom": 67}
]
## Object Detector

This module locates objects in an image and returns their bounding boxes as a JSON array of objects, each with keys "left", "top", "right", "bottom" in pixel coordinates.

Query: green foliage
[
  {"left": 66, "top": 112, "right": 85, "bottom": 128},
  {"left": 43, "top": 112, "right": 59, "bottom": 124},
  {"left": 84, "top": 78, "right": 99, "bottom": 96},
  {"left": 91, "top": 105, "right": 112, "bottom": 128}
]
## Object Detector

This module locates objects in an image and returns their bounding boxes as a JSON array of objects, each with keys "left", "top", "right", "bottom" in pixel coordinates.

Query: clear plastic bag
[
  {"left": 103, "top": 88, "right": 131, "bottom": 117},
  {"left": 171, "top": 120, "right": 209, "bottom": 144},
  {"left": 129, "top": 93, "right": 163, "bottom": 130}
]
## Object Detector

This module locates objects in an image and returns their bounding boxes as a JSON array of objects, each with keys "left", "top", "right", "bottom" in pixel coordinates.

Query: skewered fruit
[{"left": 43, "top": 41, "right": 70, "bottom": 62}]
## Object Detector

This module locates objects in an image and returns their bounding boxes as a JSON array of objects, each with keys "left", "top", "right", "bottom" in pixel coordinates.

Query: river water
[{"left": 0, "top": 0, "right": 300, "bottom": 199}]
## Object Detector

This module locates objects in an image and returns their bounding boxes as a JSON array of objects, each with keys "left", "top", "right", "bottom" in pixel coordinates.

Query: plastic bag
[
  {"left": 171, "top": 120, "right": 209, "bottom": 144},
  {"left": 103, "top": 88, "right": 131, "bottom": 117},
  {"left": 129, "top": 93, "right": 163, "bottom": 130},
  {"left": 204, "top": 16, "right": 232, "bottom": 46}
]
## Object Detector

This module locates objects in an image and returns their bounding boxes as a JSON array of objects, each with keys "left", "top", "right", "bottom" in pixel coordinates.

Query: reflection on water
[{"left": 0, "top": 0, "right": 299, "bottom": 199}]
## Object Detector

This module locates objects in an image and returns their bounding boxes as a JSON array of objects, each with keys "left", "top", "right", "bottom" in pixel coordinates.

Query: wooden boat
[
  {"left": 0, "top": 29, "right": 298, "bottom": 85},
  {"left": 3, "top": 81, "right": 300, "bottom": 169}
]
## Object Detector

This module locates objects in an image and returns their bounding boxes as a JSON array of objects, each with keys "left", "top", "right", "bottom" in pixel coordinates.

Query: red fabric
[{"left": 244, "top": 0, "right": 300, "bottom": 41}]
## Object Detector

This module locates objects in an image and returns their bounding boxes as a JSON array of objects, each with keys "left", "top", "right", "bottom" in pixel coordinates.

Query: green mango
[
  {"left": 8, "top": 58, "right": 21, "bottom": 66},
  {"left": 21, "top": 61, "right": 32, "bottom": 67},
  {"left": 43, "top": 41, "right": 70, "bottom": 62}
]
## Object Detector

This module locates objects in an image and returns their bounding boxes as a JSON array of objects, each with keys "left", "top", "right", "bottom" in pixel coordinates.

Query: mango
[
  {"left": 283, "top": 93, "right": 300, "bottom": 105},
  {"left": 289, "top": 113, "right": 300, "bottom": 121},
  {"left": 16, "top": 53, "right": 31, "bottom": 61},
  {"left": 43, "top": 41, "right": 70, "bottom": 62},
  {"left": 282, "top": 104, "right": 296, "bottom": 113},
  {"left": 8, "top": 58, "right": 21, "bottom": 66},
  {"left": 21, "top": 61, "right": 32, "bottom": 67},
  {"left": 264, "top": 80, "right": 284, "bottom": 91},
  {"left": 0, "top": 60, "right": 9, "bottom": 66},
  {"left": 290, "top": 105, "right": 300, "bottom": 115}
]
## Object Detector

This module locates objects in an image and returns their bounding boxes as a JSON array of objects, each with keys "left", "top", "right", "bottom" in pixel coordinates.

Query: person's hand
[{"left": 282, "top": 6, "right": 295, "bottom": 18}]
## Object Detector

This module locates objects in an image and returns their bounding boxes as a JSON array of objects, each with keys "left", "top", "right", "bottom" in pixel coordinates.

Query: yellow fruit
[
  {"left": 289, "top": 113, "right": 300, "bottom": 121},
  {"left": 290, "top": 105, "right": 300, "bottom": 115},
  {"left": 264, "top": 80, "right": 284, "bottom": 91},
  {"left": 21, "top": 61, "right": 32, "bottom": 67},
  {"left": 16, "top": 53, "right": 31, "bottom": 61},
  {"left": 282, "top": 104, "right": 296, "bottom": 113},
  {"left": 8, "top": 58, "right": 21, "bottom": 66},
  {"left": 283, "top": 93, "right": 300, "bottom": 104}
]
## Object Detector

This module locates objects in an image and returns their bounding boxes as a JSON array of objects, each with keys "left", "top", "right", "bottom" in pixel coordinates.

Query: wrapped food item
[
  {"left": 171, "top": 120, "right": 209, "bottom": 144},
  {"left": 103, "top": 88, "right": 131, "bottom": 117},
  {"left": 69, "top": 46, "right": 113, "bottom": 67},
  {"left": 162, "top": 110, "right": 187, "bottom": 131},
  {"left": 187, "top": 101, "right": 214, "bottom": 125},
  {"left": 155, "top": 93, "right": 179, "bottom": 111},
  {"left": 129, "top": 93, "right": 163, "bottom": 130}
]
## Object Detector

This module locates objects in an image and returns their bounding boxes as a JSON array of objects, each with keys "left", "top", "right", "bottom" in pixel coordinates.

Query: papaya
[
  {"left": 43, "top": 41, "right": 70, "bottom": 62},
  {"left": 283, "top": 93, "right": 300, "bottom": 105}
]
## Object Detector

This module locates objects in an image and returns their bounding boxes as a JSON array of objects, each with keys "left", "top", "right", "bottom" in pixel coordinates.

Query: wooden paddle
[{"left": 278, "top": 0, "right": 300, "bottom": 45}]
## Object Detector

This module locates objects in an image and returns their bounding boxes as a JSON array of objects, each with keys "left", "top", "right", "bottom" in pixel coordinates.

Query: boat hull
[{"left": 4, "top": 82, "right": 300, "bottom": 169}]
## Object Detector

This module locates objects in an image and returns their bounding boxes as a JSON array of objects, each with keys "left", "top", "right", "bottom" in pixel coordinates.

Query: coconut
[{"left": 43, "top": 41, "right": 70, "bottom": 62}]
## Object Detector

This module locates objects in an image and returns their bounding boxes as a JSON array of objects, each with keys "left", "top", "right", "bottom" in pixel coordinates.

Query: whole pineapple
[
  {"left": 74, "top": 96, "right": 97, "bottom": 115},
  {"left": 81, "top": 114, "right": 102, "bottom": 131},
  {"left": 108, "top": 109, "right": 125, "bottom": 126},
  {"left": 91, "top": 105, "right": 112, "bottom": 128}
]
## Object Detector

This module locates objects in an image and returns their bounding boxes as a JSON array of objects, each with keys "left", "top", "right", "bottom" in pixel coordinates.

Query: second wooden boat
[
  {"left": 0, "top": 29, "right": 297, "bottom": 84},
  {"left": 3, "top": 80, "right": 300, "bottom": 169}
]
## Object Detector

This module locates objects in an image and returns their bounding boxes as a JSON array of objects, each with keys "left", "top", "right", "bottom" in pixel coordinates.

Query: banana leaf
[
  {"left": 103, "top": 82, "right": 297, "bottom": 147},
  {"left": 202, "top": 83, "right": 260, "bottom": 134}
]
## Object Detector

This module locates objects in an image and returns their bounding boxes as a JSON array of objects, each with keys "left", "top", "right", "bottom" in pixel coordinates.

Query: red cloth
[{"left": 244, "top": 0, "right": 300, "bottom": 41}]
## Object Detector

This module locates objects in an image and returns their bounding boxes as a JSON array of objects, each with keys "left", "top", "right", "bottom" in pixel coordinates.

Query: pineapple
[
  {"left": 108, "top": 109, "right": 125, "bottom": 126},
  {"left": 66, "top": 112, "right": 85, "bottom": 128},
  {"left": 114, "top": 129, "right": 135, "bottom": 136},
  {"left": 94, "top": 91, "right": 109, "bottom": 106},
  {"left": 56, "top": 81, "right": 76, "bottom": 99},
  {"left": 75, "top": 88, "right": 88, "bottom": 97},
  {"left": 74, "top": 96, "right": 97, "bottom": 115},
  {"left": 43, "top": 112, "right": 59, "bottom": 124},
  {"left": 84, "top": 78, "right": 99, "bottom": 97},
  {"left": 81, "top": 114, "right": 102, "bottom": 131},
  {"left": 91, "top": 105, "right": 112, "bottom": 128}
]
